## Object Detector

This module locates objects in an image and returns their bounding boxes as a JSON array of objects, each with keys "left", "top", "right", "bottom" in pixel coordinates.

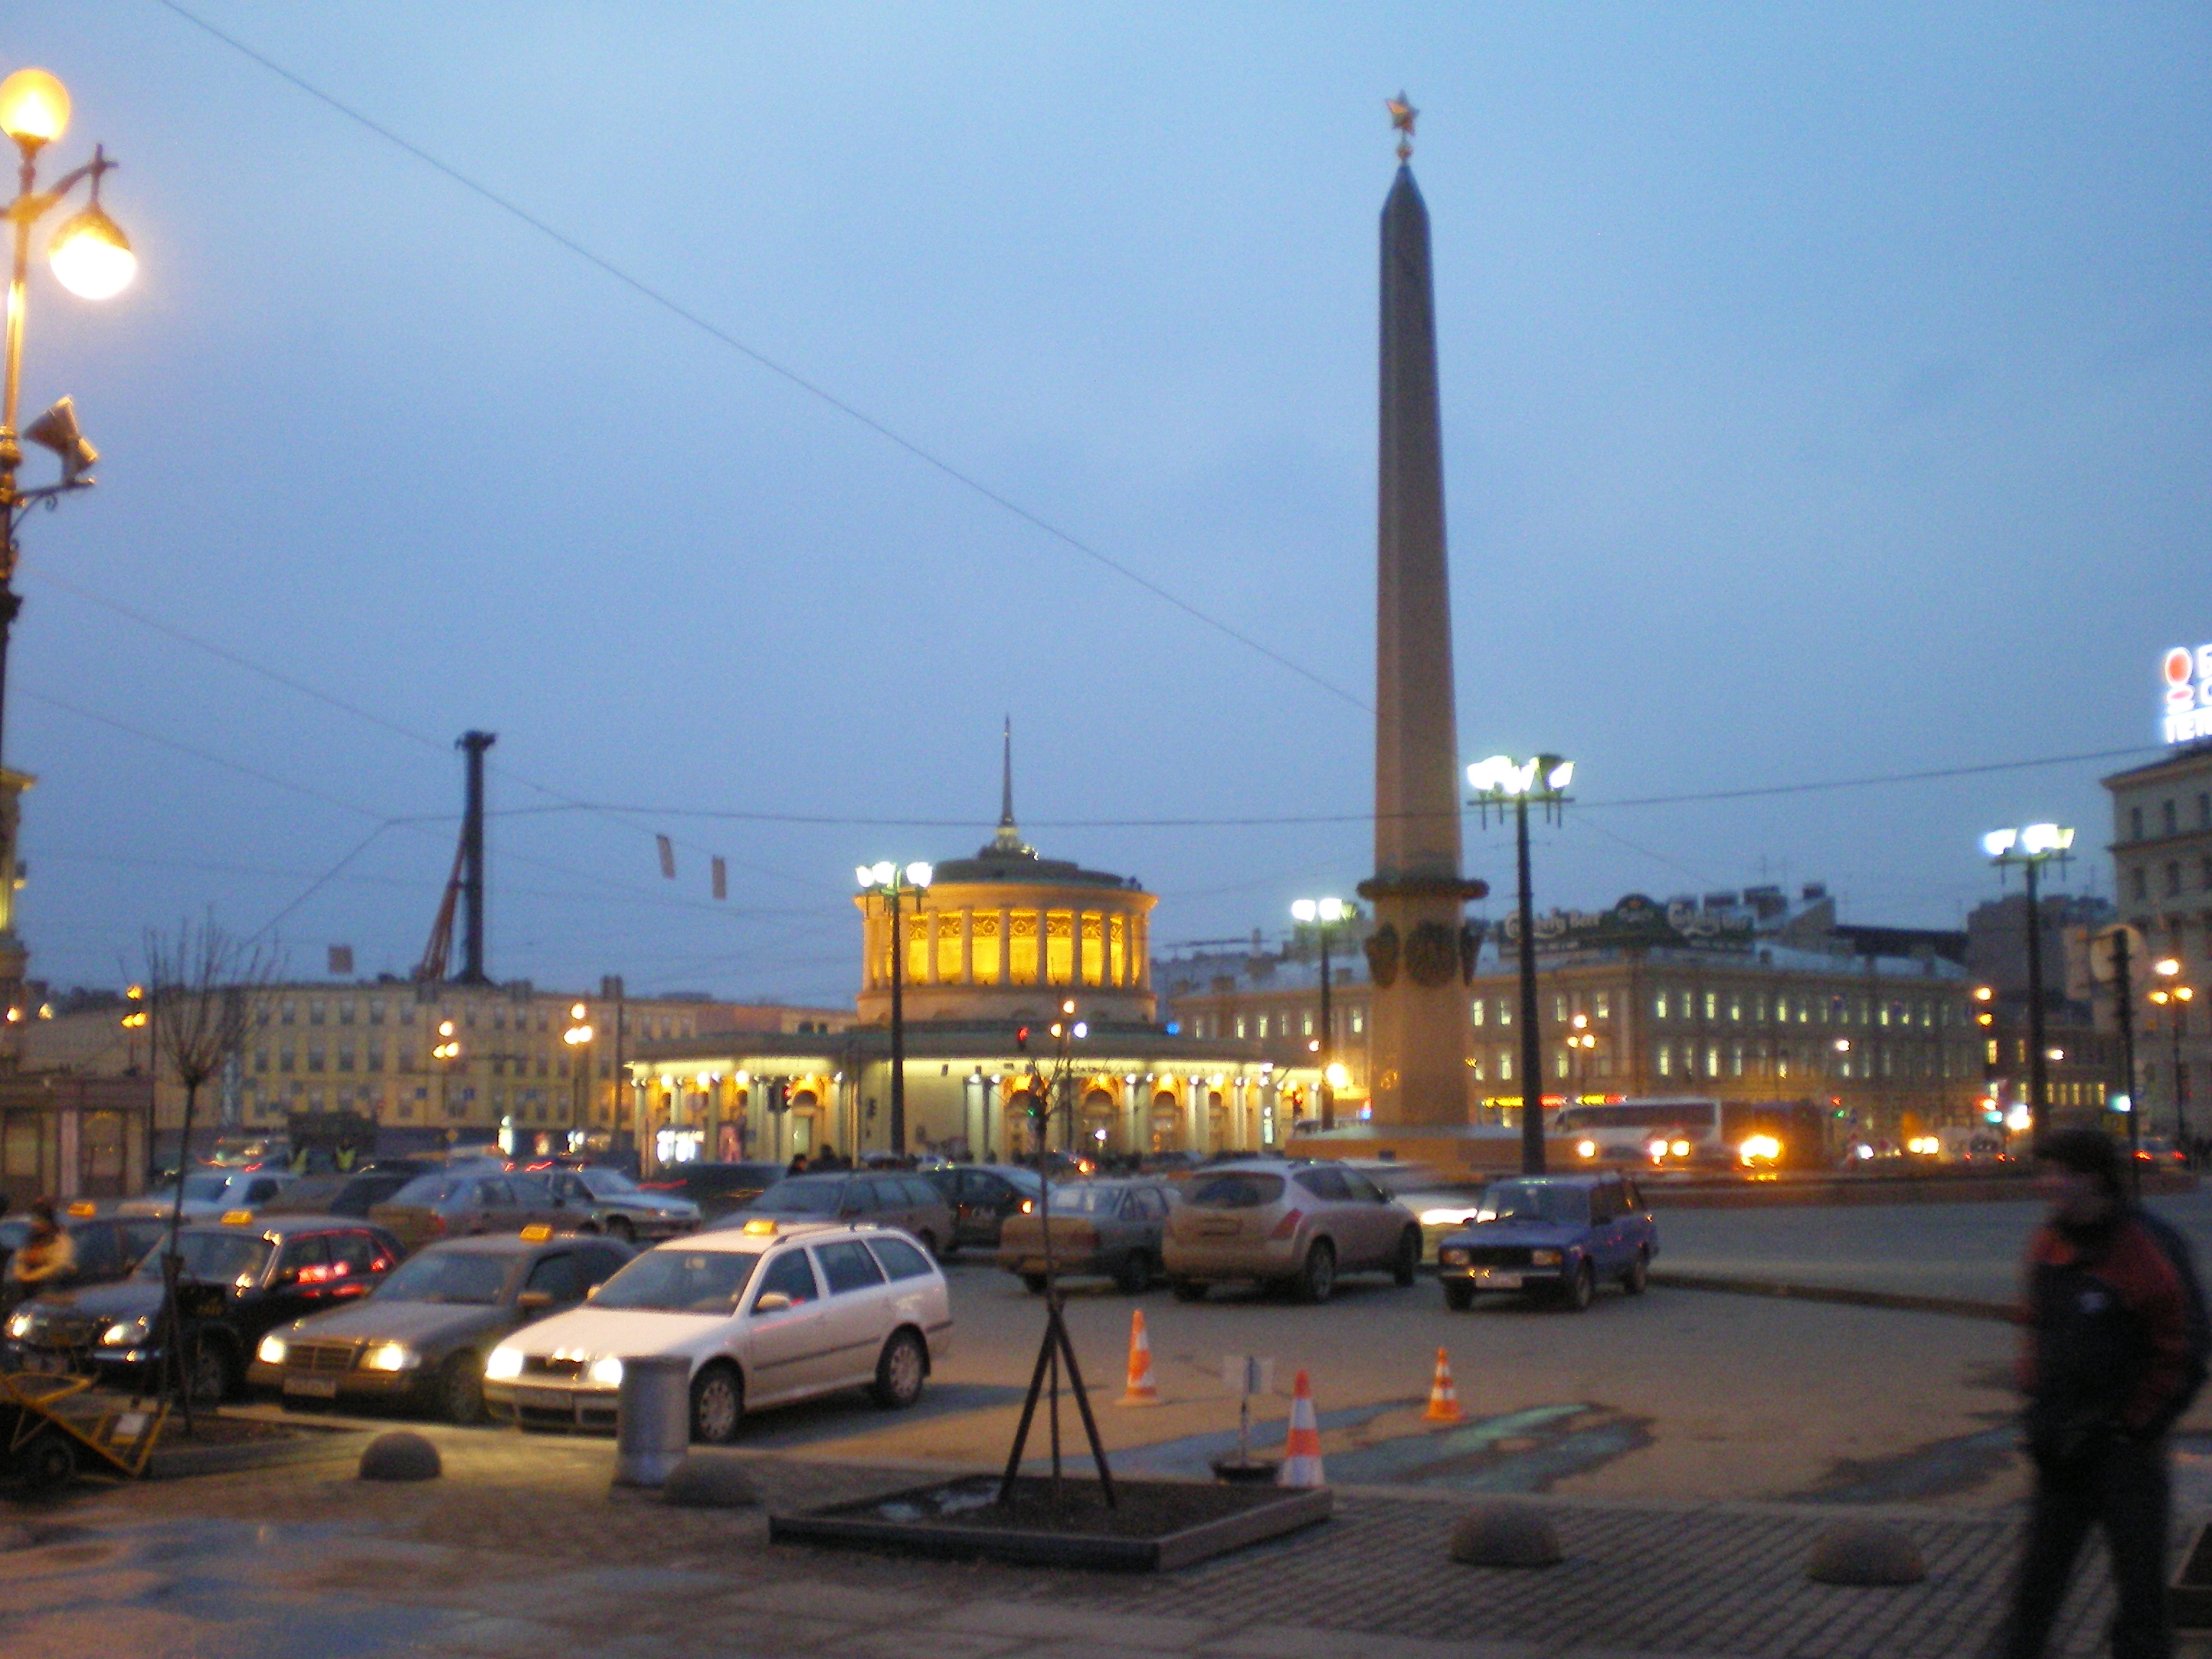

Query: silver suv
[{"left": 1161, "top": 1160, "right": 1422, "bottom": 1303}]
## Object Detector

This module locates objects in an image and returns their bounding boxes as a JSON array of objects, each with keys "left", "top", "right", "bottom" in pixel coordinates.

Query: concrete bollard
[
  {"left": 1448, "top": 1501, "right": 1563, "bottom": 1568},
  {"left": 613, "top": 1355, "right": 691, "bottom": 1488},
  {"left": 1807, "top": 1521, "right": 1926, "bottom": 1586},
  {"left": 358, "top": 1431, "right": 441, "bottom": 1482}
]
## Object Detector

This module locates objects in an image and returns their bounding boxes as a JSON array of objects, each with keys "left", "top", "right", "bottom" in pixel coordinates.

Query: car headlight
[
  {"left": 1576, "top": 1140, "right": 1597, "bottom": 1159},
  {"left": 1419, "top": 1207, "right": 1473, "bottom": 1227},
  {"left": 361, "top": 1342, "right": 420, "bottom": 1372},
  {"left": 5, "top": 1311, "right": 34, "bottom": 1339},
  {"left": 257, "top": 1335, "right": 288, "bottom": 1365},
  {"left": 587, "top": 1355, "right": 624, "bottom": 1388},
  {"left": 1530, "top": 1249, "right": 1563, "bottom": 1266},
  {"left": 1439, "top": 1248, "right": 1470, "bottom": 1266},
  {"left": 484, "top": 1346, "right": 523, "bottom": 1381}
]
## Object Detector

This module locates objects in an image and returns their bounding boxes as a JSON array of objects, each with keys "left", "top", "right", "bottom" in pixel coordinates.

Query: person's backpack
[{"left": 2135, "top": 1208, "right": 2211, "bottom": 1429}]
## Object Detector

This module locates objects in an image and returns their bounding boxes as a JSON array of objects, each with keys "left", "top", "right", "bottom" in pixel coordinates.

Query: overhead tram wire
[{"left": 152, "top": 1, "right": 1368, "bottom": 717}]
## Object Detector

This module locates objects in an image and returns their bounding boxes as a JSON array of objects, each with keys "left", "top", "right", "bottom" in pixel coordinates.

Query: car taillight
[
  {"left": 1269, "top": 1208, "right": 1305, "bottom": 1240},
  {"left": 426, "top": 1215, "right": 446, "bottom": 1236}
]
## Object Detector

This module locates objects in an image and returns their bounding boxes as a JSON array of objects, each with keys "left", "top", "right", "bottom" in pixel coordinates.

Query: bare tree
[{"left": 141, "top": 917, "right": 279, "bottom": 1421}]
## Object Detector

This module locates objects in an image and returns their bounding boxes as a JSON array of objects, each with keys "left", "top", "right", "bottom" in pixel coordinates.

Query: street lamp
[
  {"left": 562, "top": 1002, "right": 595, "bottom": 1148},
  {"left": 2151, "top": 958, "right": 2195, "bottom": 1161},
  {"left": 1290, "top": 896, "right": 1360, "bottom": 1131},
  {"left": 857, "top": 860, "right": 932, "bottom": 1155},
  {"left": 1983, "top": 824, "right": 2074, "bottom": 1139},
  {"left": 1468, "top": 754, "right": 1574, "bottom": 1174},
  {"left": 1566, "top": 1012, "right": 1598, "bottom": 1101},
  {"left": 432, "top": 1020, "right": 462, "bottom": 1122}
]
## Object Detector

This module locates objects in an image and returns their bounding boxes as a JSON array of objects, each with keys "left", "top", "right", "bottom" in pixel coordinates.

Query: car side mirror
[
  {"left": 752, "top": 1292, "right": 794, "bottom": 1313},
  {"left": 516, "top": 1290, "right": 556, "bottom": 1316}
]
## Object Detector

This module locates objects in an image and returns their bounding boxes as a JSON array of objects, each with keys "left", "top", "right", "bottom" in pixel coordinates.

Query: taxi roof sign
[
  {"left": 220, "top": 1209, "right": 255, "bottom": 1226},
  {"left": 65, "top": 1200, "right": 96, "bottom": 1218},
  {"left": 741, "top": 1218, "right": 778, "bottom": 1235},
  {"left": 519, "top": 1223, "right": 554, "bottom": 1242}
]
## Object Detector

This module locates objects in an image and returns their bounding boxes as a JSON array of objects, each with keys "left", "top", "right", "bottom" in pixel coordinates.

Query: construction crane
[{"left": 414, "top": 731, "right": 495, "bottom": 985}]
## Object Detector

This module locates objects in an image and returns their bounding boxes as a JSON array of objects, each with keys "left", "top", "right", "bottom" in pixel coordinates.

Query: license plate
[
  {"left": 283, "top": 1375, "right": 340, "bottom": 1398},
  {"left": 1476, "top": 1269, "right": 1524, "bottom": 1289},
  {"left": 515, "top": 1385, "right": 572, "bottom": 1412}
]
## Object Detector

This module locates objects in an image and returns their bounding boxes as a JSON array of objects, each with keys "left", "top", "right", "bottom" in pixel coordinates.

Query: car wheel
[
  {"left": 1391, "top": 1229, "right": 1421, "bottom": 1287},
  {"left": 1115, "top": 1251, "right": 1152, "bottom": 1296},
  {"left": 1563, "top": 1261, "right": 1595, "bottom": 1313},
  {"left": 440, "top": 1353, "right": 485, "bottom": 1425},
  {"left": 1295, "top": 1241, "right": 1336, "bottom": 1305},
  {"left": 689, "top": 1362, "right": 744, "bottom": 1445},
  {"left": 605, "top": 1215, "right": 637, "bottom": 1246},
  {"left": 1623, "top": 1248, "right": 1649, "bottom": 1296},
  {"left": 184, "top": 1332, "right": 235, "bottom": 1404},
  {"left": 1021, "top": 1272, "right": 1049, "bottom": 1295},
  {"left": 1171, "top": 1279, "right": 1210, "bottom": 1303},
  {"left": 1442, "top": 1280, "right": 1475, "bottom": 1313},
  {"left": 871, "top": 1328, "right": 927, "bottom": 1410},
  {"left": 17, "top": 1427, "right": 74, "bottom": 1497}
]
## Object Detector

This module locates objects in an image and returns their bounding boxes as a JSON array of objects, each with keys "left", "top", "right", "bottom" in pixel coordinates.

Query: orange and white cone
[
  {"left": 1424, "top": 1346, "right": 1463, "bottom": 1423},
  {"left": 1118, "top": 1308, "right": 1161, "bottom": 1406},
  {"left": 1277, "top": 1368, "right": 1326, "bottom": 1488}
]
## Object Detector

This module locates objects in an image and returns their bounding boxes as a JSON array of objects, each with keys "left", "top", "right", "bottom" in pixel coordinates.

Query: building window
[
  {"left": 1349, "top": 1008, "right": 1364, "bottom": 1035},
  {"left": 2132, "top": 806, "right": 2145, "bottom": 840},
  {"left": 2169, "top": 862, "right": 2184, "bottom": 897},
  {"left": 1470, "top": 999, "right": 1485, "bottom": 1027},
  {"left": 1654, "top": 992, "right": 1668, "bottom": 1020},
  {"left": 337, "top": 1051, "right": 355, "bottom": 1073},
  {"left": 1555, "top": 1051, "right": 1570, "bottom": 1079},
  {"left": 2132, "top": 867, "right": 2148, "bottom": 902},
  {"left": 1235, "top": 1015, "right": 1247, "bottom": 1040},
  {"left": 1707, "top": 1044, "right": 1721, "bottom": 1076},
  {"left": 1728, "top": 996, "right": 1743, "bottom": 1022},
  {"left": 1497, "top": 1002, "right": 1512, "bottom": 1028},
  {"left": 1301, "top": 1012, "right": 1313, "bottom": 1038},
  {"left": 1731, "top": 1043, "right": 1745, "bottom": 1077},
  {"left": 1595, "top": 990, "right": 1611, "bottom": 1020},
  {"left": 1553, "top": 994, "right": 1568, "bottom": 1023},
  {"left": 2200, "top": 792, "right": 2210, "bottom": 829},
  {"left": 1704, "top": 991, "right": 1717, "bottom": 1020},
  {"left": 1658, "top": 1043, "right": 1673, "bottom": 1077},
  {"left": 1498, "top": 1051, "right": 1512, "bottom": 1081},
  {"left": 2165, "top": 800, "right": 2179, "bottom": 836}
]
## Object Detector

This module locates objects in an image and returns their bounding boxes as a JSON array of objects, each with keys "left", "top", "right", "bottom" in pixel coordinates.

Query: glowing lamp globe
[
  {"left": 0, "top": 68, "right": 71, "bottom": 148},
  {"left": 50, "top": 204, "right": 135, "bottom": 300}
]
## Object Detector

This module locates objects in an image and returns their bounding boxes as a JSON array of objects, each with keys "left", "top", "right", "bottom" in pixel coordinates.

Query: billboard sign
[{"left": 2162, "top": 644, "right": 2212, "bottom": 745}]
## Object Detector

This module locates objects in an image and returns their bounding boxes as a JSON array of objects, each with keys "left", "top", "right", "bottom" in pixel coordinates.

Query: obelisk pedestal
[{"left": 1357, "top": 159, "right": 1485, "bottom": 1129}]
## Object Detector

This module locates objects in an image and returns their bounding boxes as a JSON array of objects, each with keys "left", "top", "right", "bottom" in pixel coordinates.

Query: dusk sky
[{"left": 4, "top": 5, "right": 2206, "bottom": 1007}]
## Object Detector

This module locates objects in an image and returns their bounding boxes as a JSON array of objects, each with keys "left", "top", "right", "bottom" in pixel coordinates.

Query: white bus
[{"left": 1555, "top": 1097, "right": 1834, "bottom": 1171}]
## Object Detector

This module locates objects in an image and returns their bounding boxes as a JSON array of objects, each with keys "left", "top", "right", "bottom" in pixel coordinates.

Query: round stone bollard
[
  {"left": 1448, "top": 1501, "right": 1563, "bottom": 1569},
  {"left": 1807, "top": 1522, "right": 1926, "bottom": 1586},
  {"left": 613, "top": 1355, "right": 692, "bottom": 1488},
  {"left": 358, "top": 1431, "right": 441, "bottom": 1483},
  {"left": 662, "top": 1452, "right": 760, "bottom": 1509}
]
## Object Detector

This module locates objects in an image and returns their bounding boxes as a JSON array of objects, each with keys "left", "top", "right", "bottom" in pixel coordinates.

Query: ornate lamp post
[
  {"left": 1469, "top": 754, "right": 1575, "bottom": 1174},
  {"left": 2151, "top": 958, "right": 2195, "bottom": 1160},
  {"left": 857, "top": 860, "right": 932, "bottom": 1155},
  {"left": 0, "top": 68, "right": 135, "bottom": 1014},
  {"left": 562, "top": 1002, "right": 595, "bottom": 1149},
  {"left": 1567, "top": 1012, "right": 1598, "bottom": 1101},
  {"left": 1982, "top": 824, "right": 2074, "bottom": 1139},
  {"left": 1290, "top": 896, "right": 1359, "bottom": 1130},
  {"left": 432, "top": 1020, "right": 463, "bottom": 1124}
]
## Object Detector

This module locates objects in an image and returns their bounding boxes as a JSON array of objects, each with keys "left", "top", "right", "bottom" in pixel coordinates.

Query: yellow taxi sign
[
  {"left": 220, "top": 1209, "right": 254, "bottom": 1226},
  {"left": 65, "top": 1200, "right": 96, "bottom": 1218},
  {"left": 519, "top": 1223, "right": 554, "bottom": 1242},
  {"left": 741, "top": 1218, "right": 778, "bottom": 1236}
]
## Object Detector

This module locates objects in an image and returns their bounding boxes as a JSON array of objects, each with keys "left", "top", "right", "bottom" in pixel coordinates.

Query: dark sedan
[
  {"left": 251, "top": 1231, "right": 633, "bottom": 1422},
  {"left": 924, "top": 1164, "right": 1046, "bottom": 1250},
  {"left": 540, "top": 1166, "right": 701, "bottom": 1244},
  {"left": 995, "top": 1179, "right": 1175, "bottom": 1294},
  {"left": 1435, "top": 1172, "right": 1658, "bottom": 1312}
]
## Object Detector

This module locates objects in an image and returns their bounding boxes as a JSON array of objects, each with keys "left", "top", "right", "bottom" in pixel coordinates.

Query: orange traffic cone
[
  {"left": 1424, "top": 1346, "right": 1463, "bottom": 1423},
  {"left": 1277, "top": 1368, "right": 1326, "bottom": 1488},
  {"left": 1118, "top": 1308, "right": 1161, "bottom": 1406}
]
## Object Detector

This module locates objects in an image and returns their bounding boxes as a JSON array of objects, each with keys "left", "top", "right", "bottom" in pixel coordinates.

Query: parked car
[
  {"left": 12, "top": 1214, "right": 404, "bottom": 1400},
  {"left": 251, "top": 1231, "right": 633, "bottom": 1422},
  {"left": 118, "top": 1168, "right": 295, "bottom": 1222},
  {"left": 719, "top": 1172, "right": 954, "bottom": 1259},
  {"left": 923, "top": 1164, "right": 1046, "bottom": 1250},
  {"left": 1358, "top": 1163, "right": 1490, "bottom": 1260},
  {"left": 0, "top": 1208, "right": 167, "bottom": 1299},
  {"left": 1434, "top": 1172, "right": 1658, "bottom": 1312},
  {"left": 1161, "top": 1161, "right": 1422, "bottom": 1304},
  {"left": 261, "top": 1170, "right": 418, "bottom": 1220},
  {"left": 369, "top": 1172, "right": 570, "bottom": 1251},
  {"left": 639, "top": 1161, "right": 786, "bottom": 1221},
  {"left": 481, "top": 1219, "right": 953, "bottom": 1443},
  {"left": 539, "top": 1166, "right": 701, "bottom": 1244},
  {"left": 995, "top": 1179, "right": 1175, "bottom": 1294}
]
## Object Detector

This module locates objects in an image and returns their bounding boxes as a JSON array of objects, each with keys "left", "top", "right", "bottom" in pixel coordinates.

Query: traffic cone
[
  {"left": 1278, "top": 1368, "right": 1326, "bottom": 1488},
  {"left": 1118, "top": 1308, "right": 1161, "bottom": 1406},
  {"left": 1424, "top": 1346, "right": 1463, "bottom": 1423}
]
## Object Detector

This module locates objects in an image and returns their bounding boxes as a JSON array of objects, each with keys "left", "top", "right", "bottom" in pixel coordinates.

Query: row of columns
[{"left": 863, "top": 906, "right": 1151, "bottom": 993}]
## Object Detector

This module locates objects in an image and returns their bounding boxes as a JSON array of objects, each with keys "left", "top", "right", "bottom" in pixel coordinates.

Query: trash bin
[{"left": 613, "top": 1355, "right": 691, "bottom": 1487}]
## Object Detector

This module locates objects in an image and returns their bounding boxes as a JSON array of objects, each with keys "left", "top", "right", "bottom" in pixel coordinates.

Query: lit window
[
  {"left": 1470, "top": 999, "right": 1485, "bottom": 1027},
  {"left": 1658, "top": 1043, "right": 1673, "bottom": 1077},
  {"left": 1594, "top": 991, "right": 1611, "bottom": 1020},
  {"left": 1655, "top": 992, "right": 1669, "bottom": 1020},
  {"left": 1704, "top": 991, "right": 1717, "bottom": 1020},
  {"left": 1350, "top": 1009, "right": 1364, "bottom": 1035}
]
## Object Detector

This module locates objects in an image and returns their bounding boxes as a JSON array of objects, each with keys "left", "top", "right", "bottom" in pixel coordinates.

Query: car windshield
[
  {"left": 997, "top": 1167, "right": 1046, "bottom": 1197},
  {"left": 179, "top": 1172, "right": 231, "bottom": 1202},
  {"left": 593, "top": 1248, "right": 762, "bottom": 1313},
  {"left": 1186, "top": 1173, "right": 1285, "bottom": 1209},
  {"left": 390, "top": 1175, "right": 464, "bottom": 1205},
  {"left": 1478, "top": 1182, "right": 1591, "bottom": 1227},
  {"left": 750, "top": 1180, "right": 841, "bottom": 1215},
  {"left": 1046, "top": 1184, "right": 1125, "bottom": 1215},
  {"left": 137, "top": 1231, "right": 273, "bottom": 1284},
  {"left": 377, "top": 1251, "right": 511, "bottom": 1305},
  {"left": 575, "top": 1168, "right": 640, "bottom": 1198}
]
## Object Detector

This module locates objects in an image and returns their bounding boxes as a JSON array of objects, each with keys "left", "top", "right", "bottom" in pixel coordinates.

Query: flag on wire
[{"left": 656, "top": 835, "right": 676, "bottom": 878}]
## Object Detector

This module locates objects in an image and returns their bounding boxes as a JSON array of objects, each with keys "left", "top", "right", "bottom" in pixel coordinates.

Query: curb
[{"left": 1648, "top": 1269, "right": 2015, "bottom": 1323}]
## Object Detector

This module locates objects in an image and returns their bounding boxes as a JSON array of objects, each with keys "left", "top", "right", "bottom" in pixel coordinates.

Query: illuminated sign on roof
[{"left": 2163, "top": 644, "right": 2212, "bottom": 745}]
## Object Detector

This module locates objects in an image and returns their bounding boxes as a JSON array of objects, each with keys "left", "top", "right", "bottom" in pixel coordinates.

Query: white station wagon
[{"left": 480, "top": 1219, "right": 953, "bottom": 1444}]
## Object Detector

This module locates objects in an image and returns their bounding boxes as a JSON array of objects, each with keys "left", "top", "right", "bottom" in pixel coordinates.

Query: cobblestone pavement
[{"left": 0, "top": 1426, "right": 2142, "bottom": 1659}]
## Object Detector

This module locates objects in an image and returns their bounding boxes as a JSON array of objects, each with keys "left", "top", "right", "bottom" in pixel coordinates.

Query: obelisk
[{"left": 1359, "top": 98, "right": 1485, "bottom": 1129}]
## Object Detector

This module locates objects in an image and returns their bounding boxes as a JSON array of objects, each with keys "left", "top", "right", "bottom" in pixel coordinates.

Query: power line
[{"left": 150, "top": 0, "right": 1368, "bottom": 716}]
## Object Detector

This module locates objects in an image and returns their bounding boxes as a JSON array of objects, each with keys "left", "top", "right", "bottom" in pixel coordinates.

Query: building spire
[
  {"left": 987, "top": 716, "right": 1034, "bottom": 858},
  {"left": 1387, "top": 91, "right": 1418, "bottom": 163}
]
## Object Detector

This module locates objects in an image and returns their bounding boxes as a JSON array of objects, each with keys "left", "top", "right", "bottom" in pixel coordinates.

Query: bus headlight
[
  {"left": 485, "top": 1346, "right": 523, "bottom": 1381},
  {"left": 1576, "top": 1140, "right": 1597, "bottom": 1159},
  {"left": 1648, "top": 1139, "right": 1669, "bottom": 1159},
  {"left": 1671, "top": 1140, "right": 1690, "bottom": 1158},
  {"left": 1739, "top": 1135, "right": 1781, "bottom": 1164}
]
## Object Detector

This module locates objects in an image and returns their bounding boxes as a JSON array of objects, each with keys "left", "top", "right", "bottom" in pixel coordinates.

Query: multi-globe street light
[
  {"left": 562, "top": 1002, "right": 595, "bottom": 1148},
  {"left": 1467, "top": 754, "right": 1574, "bottom": 1174},
  {"left": 857, "top": 860, "right": 932, "bottom": 1155},
  {"left": 1290, "top": 896, "right": 1359, "bottom": 1131},
  {"left": 1982, "top": 823, "right": 2074, "bottom": 1139},
  {"left": 2151, "top": 958, "right": 2195, "bottom": 1161},
  {"left": 432, "top": 1020, "right": 463, "bottom": 1121}
]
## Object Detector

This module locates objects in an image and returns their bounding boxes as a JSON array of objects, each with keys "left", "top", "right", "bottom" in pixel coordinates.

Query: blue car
[{"left": 1435, "top": 1172, "right": 1657, "bottom": 1313}]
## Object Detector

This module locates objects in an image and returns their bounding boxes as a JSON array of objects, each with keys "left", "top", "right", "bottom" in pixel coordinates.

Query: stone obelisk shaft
[{"left": 1361, "top": 164, "right": 1478, "bottom": 1129}]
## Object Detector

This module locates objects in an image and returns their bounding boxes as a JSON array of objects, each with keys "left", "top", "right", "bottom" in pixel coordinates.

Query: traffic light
[{"left": 1015, "top": 1025, "right": 1029, "bottom": 1052}]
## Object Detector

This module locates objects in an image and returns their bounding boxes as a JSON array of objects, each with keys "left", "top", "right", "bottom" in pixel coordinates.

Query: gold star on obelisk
[{"left": 1387, "top": 91, "right": 1418, "bottom": 161}]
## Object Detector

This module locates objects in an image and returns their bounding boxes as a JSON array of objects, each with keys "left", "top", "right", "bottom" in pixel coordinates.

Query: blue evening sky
[{"left": 3, "top": 4, "right": 2205, "bottom": 1004}]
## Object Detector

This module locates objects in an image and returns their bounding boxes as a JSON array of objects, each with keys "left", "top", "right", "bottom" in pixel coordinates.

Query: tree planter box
[{"left": 769, "top": 1474, "right": 1331, "bottom": 1571}]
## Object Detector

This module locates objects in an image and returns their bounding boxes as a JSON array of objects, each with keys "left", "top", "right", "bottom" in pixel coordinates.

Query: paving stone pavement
[{"left": 0, "top": 1425, "right": 2153, "bottom": 1658}]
